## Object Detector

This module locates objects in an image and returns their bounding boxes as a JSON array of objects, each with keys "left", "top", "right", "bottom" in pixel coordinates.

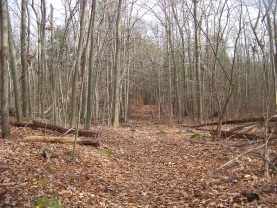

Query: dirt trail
[
  {"left": 131, "top": 104, "right": 158, "bottom": 121},
  {"left": 101, "top": 126, "right": 207, "bottom": 207}
]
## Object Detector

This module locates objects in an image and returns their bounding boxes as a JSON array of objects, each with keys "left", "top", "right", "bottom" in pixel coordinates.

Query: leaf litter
[{"left": 0, "top": 120, "right": 276, "bottom": 207}]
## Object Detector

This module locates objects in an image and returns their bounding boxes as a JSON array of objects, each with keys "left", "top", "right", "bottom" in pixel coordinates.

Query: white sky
[
  {"left": 47, "top": 0, "right": 64, "bottom": 10},
  {"left": 46, "top": 0, "right": 154, "bottom": 23}
]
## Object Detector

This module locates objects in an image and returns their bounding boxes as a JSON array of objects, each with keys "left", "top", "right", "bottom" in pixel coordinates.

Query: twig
[
  {"left": 213, "top": 144, "right": 265, "bottom": 174},
  {"left": 63, "top": 128, "right": 74, "bottom": 135}
]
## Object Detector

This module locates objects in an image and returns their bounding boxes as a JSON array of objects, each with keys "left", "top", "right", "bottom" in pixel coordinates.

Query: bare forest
[{"left": 0, "top": 0, "right": 277, "bottom": 207}]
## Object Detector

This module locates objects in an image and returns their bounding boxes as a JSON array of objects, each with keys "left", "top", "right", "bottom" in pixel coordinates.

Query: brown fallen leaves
[{"left": 0, "top": 122, "right": 276, "bottom": 207}]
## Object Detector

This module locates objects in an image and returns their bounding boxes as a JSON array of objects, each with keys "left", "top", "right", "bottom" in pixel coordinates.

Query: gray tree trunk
[
  {"left": 70, "top": 0, "right": 86, "bottom": 127},
  {"left": 39, "top": 0, "right": 46, "bottom": 119},
  {"left": 85, "top": 0, "right": 96, "bottom": 130},
  {"left": 8, "top": 10, "right": 23, "bottom": 122},
  {"left": 194, "top": 0, "right": 203, "bottom": 124},
  {"left": 113, "top": 0, "right": 123, "bottom": 127},
  {"left": 21, "top": 0, "right": 28, "bottom": 117},
  {"left": 50, "top": 4, "right": 57, "bottom": 125},
  {"left": 0, "top": 0, "right": 10, "bottom": 139},
  {"left": 26, "top": 4, "right": 32, "bottom": 116},
  {"left": 262, "top": 0, "right": 276, "bottom": 113}
]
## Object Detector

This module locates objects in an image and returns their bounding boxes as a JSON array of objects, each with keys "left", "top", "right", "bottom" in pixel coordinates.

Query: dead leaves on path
[{"left": 0, "top": 124, "right": 276, "bottom": 207}]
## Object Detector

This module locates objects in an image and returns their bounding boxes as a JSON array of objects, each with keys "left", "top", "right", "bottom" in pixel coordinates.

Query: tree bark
[
  {"left": 8, "top": 10, "right": 23, "bottom": 122},
  {"left": 39, "top": 0, "right": 46, "bottom": 119},
  {"left": 194, "top": 0, "right": 203, "bottom": 124},
  {"left": 262, "top": 0, "right": 276, "bottom": 113},
  {"left": 0, "top": 0, "right": 10, "bottom": 139},
  {"left": 113, "top": 0, "right": 123, "bottom": 127},
  {"left": 70, "top": 0, "right": 86, "bottom": 127},
  {"left": 50, "top": 4, "right": 57, "bottom": 125},
  {"left": 171, "top": 0, "right": 188, "bottom": 117},
  {"left": 21, "top": 0, "right": 28, "bottom": 117},
  {"left": 85, "top": 0, "right": 97, "bottom": 130}
]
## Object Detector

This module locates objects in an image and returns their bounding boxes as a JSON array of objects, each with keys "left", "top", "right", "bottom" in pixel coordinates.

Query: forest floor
[{"left": 0, "top": 105, "right": 277, "bottom": 207}]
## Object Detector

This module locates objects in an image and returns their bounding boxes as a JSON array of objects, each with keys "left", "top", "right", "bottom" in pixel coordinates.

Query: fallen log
[
  {"left": 210, "top": 130, "right": 264, "bottom": 140},
  {"left": 22, "top": 136, "right": 100, "bottom": 147},
  {"left": 10, "top": 121, "right": 36, "bottom": 128},
  {"left": 11, "top": 120, "right": 99, "bottom": 138},
  {"left": 187, "top": 116, "right": 277, "bottom": 128},
  {"left": 228, "top": 123, "right": 259, "bottom": 132}
]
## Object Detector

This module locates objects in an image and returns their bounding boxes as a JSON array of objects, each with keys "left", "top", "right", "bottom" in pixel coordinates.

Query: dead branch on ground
[
  {"left": 11, "top": 120, "right": 99, "bottom": 138},
  {"left": 186, "top": 116, "right": 277, "bottom": 128},
  {"left": 22, "top": 136, "right": 100, "bottom": 146}
]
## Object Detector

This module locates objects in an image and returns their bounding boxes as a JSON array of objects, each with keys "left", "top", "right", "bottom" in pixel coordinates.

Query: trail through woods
[{"left": 0, "top": 105, "right": 276, "bottom": 207}]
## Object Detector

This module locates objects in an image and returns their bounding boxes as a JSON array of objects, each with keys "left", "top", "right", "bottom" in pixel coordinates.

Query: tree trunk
[
  {"left": 85, "top": 0, "right": 97, "bottom": 130},
  {"left": 113, "top": 0, "right": 123, "bottom": 127},
  {"left": 21, "top": 0, "right": 28, "bottom": 117},
  {"left": 194, "top": 0, "right": 203, "bottom": 124},
  {"left": 39, "top": 0, "right": 46, "bottom": 119},
  {"left": 263, "top": 0, "right": 276, "bottom": 113},
  {"left": 249, "top": 6, "right": 270, "bottom": 177},
  {"left": 70, "top": 0, "right": 86, "bottom": 127},
  {"left": 274, "top": 3, "right": 277, "bottom": 110},
  {"left": 50, "top": 4, "right": 57, "bottom": 125},
  {"left": 26, "top": 4, "right": 32, "bottom": 116},
  {"left": 8, "top": 10, "right": 23, "bottom": 122},
  {"left": 0, "top": 0, "right": 10, "bottom": 139},
  {"left": 171, "top": 0, "right": 187, "bottom": 117}
]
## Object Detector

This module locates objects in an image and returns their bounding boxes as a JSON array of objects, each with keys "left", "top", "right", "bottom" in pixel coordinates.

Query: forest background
[
  {"left": 0, "top": 0, "right": 277, "bottom": 206},
  {"left": 0, "top": 0, "right": 276, "bottom": 138}
]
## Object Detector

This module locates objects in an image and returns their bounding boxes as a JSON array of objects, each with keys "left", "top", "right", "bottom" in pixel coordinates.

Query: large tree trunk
[
  {"left": 0, "top": 0, "right": 10, "bottom": 139},
  {"left": 21, "top": 0, "right": 28, "bottom": 117},
  {"left": 113, "top": 0, "right": 123, "bottom": 127}
]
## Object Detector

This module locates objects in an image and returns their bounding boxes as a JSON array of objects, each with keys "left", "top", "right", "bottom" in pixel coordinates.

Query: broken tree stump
[{"left": 23, "top": 136, "right": 100, "bottom": 147}]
